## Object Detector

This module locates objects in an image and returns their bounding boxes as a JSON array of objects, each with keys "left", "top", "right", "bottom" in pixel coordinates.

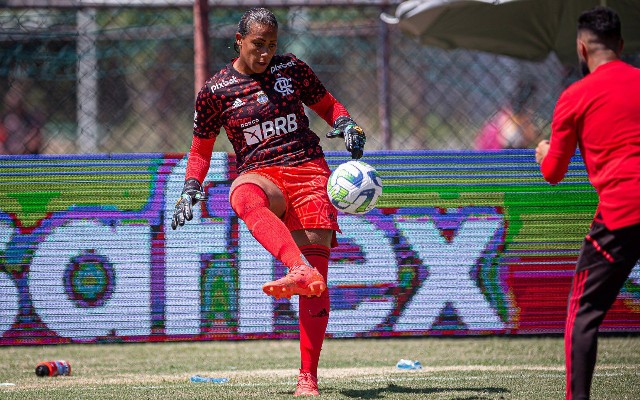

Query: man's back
[{"left": 546, "top": 60, "right": 640, "bottom": 230}]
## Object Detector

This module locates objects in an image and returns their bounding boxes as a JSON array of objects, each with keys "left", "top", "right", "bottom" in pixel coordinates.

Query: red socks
[
  {"left": 229, "top": 183, "right": 306, "bottom": 268},
  {"left": 230, "top": 183, "right": 331, "bottom": 377},
  {"left": 298, "top": 244, "right": 331, "bottom": 377}
]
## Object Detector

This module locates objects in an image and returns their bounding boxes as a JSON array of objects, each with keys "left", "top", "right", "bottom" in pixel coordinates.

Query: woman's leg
[
  {"left": 229, "top": 174, "right": 326, "bottom": 299},
  {"left": 292, "top": 229, "right": 333, "bottom": 396}
]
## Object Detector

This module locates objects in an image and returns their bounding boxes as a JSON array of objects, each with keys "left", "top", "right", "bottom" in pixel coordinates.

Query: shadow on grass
[{"left": 338, "top": 382, "right": 509, "bottom": 399}]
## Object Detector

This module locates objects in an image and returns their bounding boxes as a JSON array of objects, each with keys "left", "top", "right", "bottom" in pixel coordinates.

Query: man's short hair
[{"left": 577, "top": 6, "right": 622, "bottom": 51}]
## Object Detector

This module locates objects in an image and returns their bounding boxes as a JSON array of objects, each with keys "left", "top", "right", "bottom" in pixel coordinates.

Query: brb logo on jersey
[{"left": 243, "top": 114, "right": 298, "bottom": 145}]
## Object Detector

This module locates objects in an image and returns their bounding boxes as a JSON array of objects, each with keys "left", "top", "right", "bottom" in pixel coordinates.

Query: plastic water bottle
[
  {"left": 35, "top": 360, "right": 72, "bottom": 377},
  {"left": 190, "top": 375, "right": 228, "bottom": 383},
  {"left": 396, "top": 359, "right": 422, "bottom": 370}
]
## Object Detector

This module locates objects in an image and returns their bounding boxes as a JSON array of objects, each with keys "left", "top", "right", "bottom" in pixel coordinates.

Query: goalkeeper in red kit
[
  {"left": 535, "top": 6, "right": 640, "bottom": 400},
  {"left": 171, "top": 7, "right": 365, "bottom": 397}
]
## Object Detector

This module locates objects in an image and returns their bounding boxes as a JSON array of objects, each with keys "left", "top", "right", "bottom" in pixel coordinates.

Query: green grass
[{"left": 1, "top": 336, "right": 639, "bottom": 399}]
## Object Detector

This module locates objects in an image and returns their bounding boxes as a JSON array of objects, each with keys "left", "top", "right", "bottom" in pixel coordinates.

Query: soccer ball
[{"left": 327, "top": 160, "right": 383, "bottom": 215}]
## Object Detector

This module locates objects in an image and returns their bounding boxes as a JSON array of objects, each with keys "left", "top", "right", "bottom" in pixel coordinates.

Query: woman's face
[{"left": 234, "top": 23, "right": 278, "bottom": 75}]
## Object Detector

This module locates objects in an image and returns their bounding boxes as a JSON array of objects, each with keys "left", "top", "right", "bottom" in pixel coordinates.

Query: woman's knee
[
  {"left": 230, "top": 174, "right": 286, "bottom": 217},
  {"left": 292, "top": 229, "right": 333, "bottom": 247},
  {"left": 229, "top": 183, "right": 269, "bottom": 217}
]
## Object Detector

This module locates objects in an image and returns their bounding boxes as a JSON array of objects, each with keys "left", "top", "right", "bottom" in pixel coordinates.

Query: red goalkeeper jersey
[
  {"left": 193, "top": 53, "right": 328, "bottom": 174},
  {"left": 541, "top": 60, "right": 640, "bottom": 230}
]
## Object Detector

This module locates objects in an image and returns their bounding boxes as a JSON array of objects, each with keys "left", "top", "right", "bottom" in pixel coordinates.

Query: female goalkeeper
[{"left": 171, "top": 7, "right": 366, "bottom": 397}]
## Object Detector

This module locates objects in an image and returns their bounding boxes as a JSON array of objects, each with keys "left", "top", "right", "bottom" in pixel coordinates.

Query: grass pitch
[{"left": 1, "top": 335, "right": 639, "bottom": 399}]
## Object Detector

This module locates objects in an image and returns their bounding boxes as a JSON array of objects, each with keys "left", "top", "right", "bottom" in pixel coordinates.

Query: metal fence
[{"left": 1, "top": 1, "right": 639, "bottom": 155}]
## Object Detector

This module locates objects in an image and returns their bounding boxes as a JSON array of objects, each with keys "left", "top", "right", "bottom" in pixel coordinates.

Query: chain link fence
[{"left": 1, "top": 1, "right": 639, "bottom": 155}]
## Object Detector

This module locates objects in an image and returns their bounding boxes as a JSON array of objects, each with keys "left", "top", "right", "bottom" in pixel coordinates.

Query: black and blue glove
[
  {"left": 326, "top": 116, "right": 366, "bottom": 159},
  {"left": 171, "top": 178, "right": 206, "bottom": 230}
]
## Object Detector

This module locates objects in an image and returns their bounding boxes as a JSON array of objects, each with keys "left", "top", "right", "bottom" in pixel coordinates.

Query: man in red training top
[{"left": 535, "top": 6, "right": 640, "bottom": 400}]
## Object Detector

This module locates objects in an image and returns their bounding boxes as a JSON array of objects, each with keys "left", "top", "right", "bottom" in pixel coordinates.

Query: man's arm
[{"left": 536, "top": 92, "right": 579, "bottom": 185}]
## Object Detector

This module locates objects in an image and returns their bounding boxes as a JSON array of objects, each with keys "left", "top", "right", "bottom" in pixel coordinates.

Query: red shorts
[{"left": 248, "top": 158, "right": 340, "bottom": 237}]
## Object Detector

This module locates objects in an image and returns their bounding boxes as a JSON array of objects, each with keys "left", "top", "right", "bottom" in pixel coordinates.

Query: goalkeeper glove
[
  {"left": 326, "top": 116, "right": 366, "bottom": 159},
  {"left": 171, "top": 178, "right": 206, "bottom": 230}
]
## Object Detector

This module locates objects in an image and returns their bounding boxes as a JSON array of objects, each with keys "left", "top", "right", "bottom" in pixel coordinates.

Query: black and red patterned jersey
[{"left": 193, "top": 53, "right": 328, "bottom": 173}]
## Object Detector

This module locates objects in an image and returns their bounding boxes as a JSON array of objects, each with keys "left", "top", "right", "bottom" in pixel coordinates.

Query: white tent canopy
[{"left": 381, "top": 0, "right": 640, "bottom": 65}]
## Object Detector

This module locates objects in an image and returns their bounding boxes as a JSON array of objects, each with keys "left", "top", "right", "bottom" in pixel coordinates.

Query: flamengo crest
[{"left": 274, "top": 76, "right": 294, "bottom": 95}]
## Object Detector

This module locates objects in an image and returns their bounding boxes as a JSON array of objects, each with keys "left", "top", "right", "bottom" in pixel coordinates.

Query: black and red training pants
[{"left": 565, "top": 219, "right": 640, "bottom": 400}]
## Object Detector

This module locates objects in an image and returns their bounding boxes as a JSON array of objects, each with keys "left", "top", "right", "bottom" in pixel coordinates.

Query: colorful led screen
[{"left": 0, "top": 150, "right": 639, "bottom": 345}]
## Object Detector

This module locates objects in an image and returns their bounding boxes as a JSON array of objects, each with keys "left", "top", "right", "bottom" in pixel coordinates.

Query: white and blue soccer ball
[{"left": 327, "top": 160, "right": 383, "bottom": 215}]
